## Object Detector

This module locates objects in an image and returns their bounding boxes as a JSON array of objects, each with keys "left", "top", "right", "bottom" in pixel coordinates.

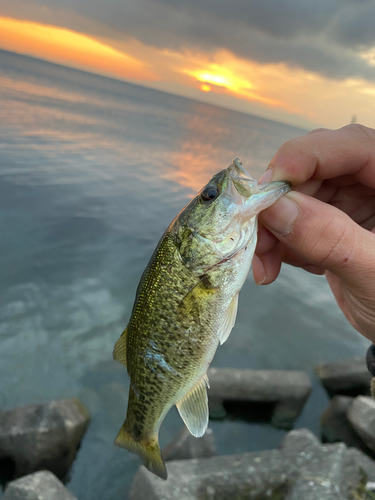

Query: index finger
[{"left": 269, "top": 124, "right": 375, "bottom": 189}]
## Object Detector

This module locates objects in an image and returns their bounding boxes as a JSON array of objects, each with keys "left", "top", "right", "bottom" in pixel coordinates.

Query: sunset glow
[
  {"left": 190, "top": 67, "right": 256, "bottom": 92},
  {"left": 1, "top": 12, "right": 375, "bottom": 128},
  {"left": 0, "top": 16, "right": 157, "bottom": 81},
  {"left": 181, "top": 56, "right": 287, "bottom": 109},
  {"left": 195, "top": 72, "right": 233, "bottom": 88}
]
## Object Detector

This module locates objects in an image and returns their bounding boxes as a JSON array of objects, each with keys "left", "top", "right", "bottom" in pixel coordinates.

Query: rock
[
  {"left": 321, "top": 396, "right": 366, "bottom": 450},
  {"left": 207, "top": 367, "right": 312, "bottom": 429},
  {"left": 279, "top": 427, "right": 321, "bottom": 451},
  {"left": 163, "top": 427, "right": 216, "bottom": 461},
  {"left": 3, "top": 470, "right": 78, "bottom": 499},
  {"left": 130, "top": 429, "right": 375, "bottom": 500},
  {"left": 347, "top": 396, "right": 375, "bottom": 453},
  {"left": 315, "top": 357, "right": 371, "bottom": 397},
  {"left": 0, "top": 398, "right": 90, "bottom": 482}
]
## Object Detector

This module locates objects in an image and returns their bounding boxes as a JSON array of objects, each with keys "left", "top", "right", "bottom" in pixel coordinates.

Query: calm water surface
[{"left": 0, "top": 49, "right": 369, "bottom": 499}]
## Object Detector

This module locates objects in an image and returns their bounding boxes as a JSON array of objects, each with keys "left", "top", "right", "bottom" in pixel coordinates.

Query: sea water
[{"left": 0, "top": 49, "right": 369, "bottom": 499}]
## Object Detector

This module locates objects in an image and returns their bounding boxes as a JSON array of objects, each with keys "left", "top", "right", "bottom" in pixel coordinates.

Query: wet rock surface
[
  {"left": 207, "top": 367, "right": 312, "bottom": 429},
  {"left": 3, "top": 470, "right": 78, "bottom": 500},
  {"left": 163, "top": 427, "right": 216, "bottom": 462},
  {"left": 315, "top": 357, "right": 371, "bottom": 397},
  {"left": 0, "top": 398, "right": 90, "bottom": 482},
  {"left": 130, "top": 429, "right": 375, "bottom": 500},
  {"left": 320, "top": 395, "right": 366, "bottom": 450},
  {"left": 347, "top": 396, "right": 375, "bottom": 453}
]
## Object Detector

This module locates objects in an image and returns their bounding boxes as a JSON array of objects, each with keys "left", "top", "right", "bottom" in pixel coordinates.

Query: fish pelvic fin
[
  {"left": 113, "top": 327, "right": 128, "bottom": 367},
  {"left": 114, "top": 424, "right": 167, "bottom": 480}
]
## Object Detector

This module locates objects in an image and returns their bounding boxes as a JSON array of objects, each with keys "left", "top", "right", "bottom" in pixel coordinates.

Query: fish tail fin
[{"left": 114, "top": 424, "right": 167, "bottom": 480}]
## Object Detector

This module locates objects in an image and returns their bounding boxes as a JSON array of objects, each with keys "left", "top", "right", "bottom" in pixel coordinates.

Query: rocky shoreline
[
  {"left": 1, "top": 358, "right": 375, "bottom": 499},
  {"left": 131, "top": 428, "right": 375, "bottom": 500}
]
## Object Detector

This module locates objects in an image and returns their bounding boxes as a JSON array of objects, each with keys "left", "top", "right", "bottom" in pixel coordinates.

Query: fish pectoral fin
[
  {"left": 218, "top": 293, "right": 239, "bottom": 345},
  {"left": 113, "top": 326, "right": 128, "bottom": 367},
  {"left": 175, "top": 374, "right": 209, "bottom": 438}
]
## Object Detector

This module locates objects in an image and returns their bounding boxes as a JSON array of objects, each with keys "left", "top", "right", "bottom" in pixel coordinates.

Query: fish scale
[{"left": 125, "top": 232, "right": 216, "bottom": 426}]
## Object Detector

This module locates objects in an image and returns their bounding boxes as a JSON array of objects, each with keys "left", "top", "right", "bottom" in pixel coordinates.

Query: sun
[{"left": 200, "top": 83, "right": 212, "bottom": 92}]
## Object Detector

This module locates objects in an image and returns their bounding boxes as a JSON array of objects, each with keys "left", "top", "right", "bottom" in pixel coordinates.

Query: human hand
[{"left": 252, "top": 124, "right": 375, "bottom": 343}]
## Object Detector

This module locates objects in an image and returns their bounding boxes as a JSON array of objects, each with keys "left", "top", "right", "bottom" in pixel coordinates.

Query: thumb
[{"left": 259, "top": 191, "right": 375, "bottom": 291}]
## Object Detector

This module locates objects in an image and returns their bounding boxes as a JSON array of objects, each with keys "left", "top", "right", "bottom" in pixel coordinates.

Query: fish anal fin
[
  {"left": 113, "top": 327, "right": 128, "bottom": 367},
  {"left": 114, "top": 423, "right": 167, "bottom": 480},
  {"left": 219, "top": 293, "right": 239, "bottom": 345},
  {"left": 176, "top": 374, "right": 209, "bottom": 438}
]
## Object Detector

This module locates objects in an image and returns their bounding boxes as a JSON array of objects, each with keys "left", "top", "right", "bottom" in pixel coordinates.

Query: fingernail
[
  {"left": 258, "top": 168, "right": 273, "bottom": 184},
  {"left": 260, "top": 192, "right": 301, "bottom": 236},
  {"left": 252, "top": 254, "right": 267, "bottom": 285}
]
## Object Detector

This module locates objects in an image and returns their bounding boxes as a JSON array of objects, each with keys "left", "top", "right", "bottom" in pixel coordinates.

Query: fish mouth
[
  {"left": 226, "top": 157, "right": 257, "bottom": 199},
  {"left": 224, "top": 158, "right": 291, "bottom": 215},
  {"left": 257, "top": 180, "right": 292, "bottom": 194},
  {"left": 249, "top": 180, "right": 292, "bottom": 212},
  {"left": 227, "top": 157, "right": 254, "bottom": 182}
]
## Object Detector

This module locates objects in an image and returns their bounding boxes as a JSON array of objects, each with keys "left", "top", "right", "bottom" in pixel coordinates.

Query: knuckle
[
  {"left": 307, "top": 128, "right": 331, "bottom": 135},
  {"left": 343, "top": 123, "right": 375, "bottom": 142},
  {"left": 272, "top": 136, "right": 315, "bottom": 178}
]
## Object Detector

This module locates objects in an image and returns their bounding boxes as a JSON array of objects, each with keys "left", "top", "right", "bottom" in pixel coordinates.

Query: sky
[{"left": 2, "top": 0, "right": 375, "bottom": 128}]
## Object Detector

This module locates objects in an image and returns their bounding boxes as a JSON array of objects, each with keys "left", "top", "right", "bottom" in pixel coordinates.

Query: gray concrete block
[
  {"left": 0, "top": 398, "right": 90, "bottom": 481},
  {"left": 315, "top": 357, "right": 371, "bottom": 397},
  {"left": 347, "top": 396, "right": 375, "bottom": 453},
  {"left": 163, "top": 427, "right": 216, "bottom": 461},
  {"left": 279, "top": 427, "right": 321, "bottom": 451},
  {"left": 3, "top": 470, "right": 78, "bottom": 500},
  {"left": 130, "top": 428, "right": 375, "bottom": 500},
  {"left": 207, "top": 367, "right": 312, "bottom": 429},
  {"left": 321, "top": 396, "right": 366, "bottom": 450}
]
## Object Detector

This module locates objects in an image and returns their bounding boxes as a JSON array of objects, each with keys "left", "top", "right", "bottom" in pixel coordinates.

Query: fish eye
[{"left": 201, "top": 185, "right": 219, "bottom": 202}]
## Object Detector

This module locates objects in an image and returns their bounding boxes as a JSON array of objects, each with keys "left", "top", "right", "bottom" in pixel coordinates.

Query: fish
[{"left": 113, "top": 158, "right": 291, "bottom": 479}]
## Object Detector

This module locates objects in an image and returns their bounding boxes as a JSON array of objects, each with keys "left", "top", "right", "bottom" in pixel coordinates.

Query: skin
[{"left": 252, "top": 124, "right": 375, "bottom": 344}]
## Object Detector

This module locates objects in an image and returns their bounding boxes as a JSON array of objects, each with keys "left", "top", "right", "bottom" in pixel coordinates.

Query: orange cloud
[{"left": 0, "top": 16, "right": 158, "bottom": 81}]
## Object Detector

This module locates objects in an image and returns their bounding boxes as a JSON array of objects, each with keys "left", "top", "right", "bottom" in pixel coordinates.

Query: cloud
[
  {"left": 330, "top": 1, "right": 375, "bottom": 48},
  {"left": 2, "top": 0, "right": 375, "bottom": 82},
  {"left": 0, "top": 15, "right": 158, "bottom": 81}
]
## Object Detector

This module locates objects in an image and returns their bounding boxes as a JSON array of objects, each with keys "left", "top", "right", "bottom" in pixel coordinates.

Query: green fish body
[{"left": 113, "top": 158, "right": 291, "bottom": 479}]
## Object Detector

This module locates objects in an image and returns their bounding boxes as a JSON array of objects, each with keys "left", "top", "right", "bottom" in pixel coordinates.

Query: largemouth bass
[{"left": 113, "top": 158, "right": 291, "bottom": 479}]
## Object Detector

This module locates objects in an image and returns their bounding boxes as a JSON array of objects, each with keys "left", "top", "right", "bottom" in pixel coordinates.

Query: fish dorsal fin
[
  {"left": 113, "top": 327, "right": 128, "bottom": 367},
  {"left": 218, "top": 293, "right": 239, "bottom": 345},
  {"left": 175, "top": 374, "right": 209, "bottom": 437}
]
